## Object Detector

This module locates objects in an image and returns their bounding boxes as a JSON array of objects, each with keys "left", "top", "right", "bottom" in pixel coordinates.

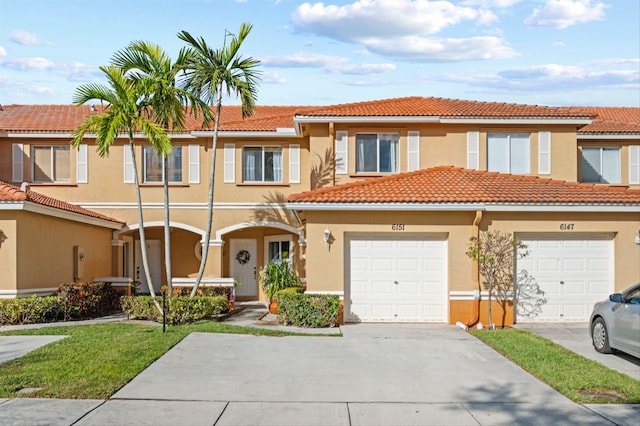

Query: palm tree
[
  {"left": 71, "top": 65, "right": 171, "bottom": 311},
  {"left": 178, "top": 23, "right": 261, "bottom": 296},
  {"left": 110, "top": 41, "right": 212, "bottom": 296}
]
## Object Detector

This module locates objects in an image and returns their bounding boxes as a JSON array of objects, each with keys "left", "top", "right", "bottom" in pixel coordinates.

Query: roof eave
[
  {"left": 0, "top": 201, "right": 124, "bottom": 229},
  {"left": 577, "top": 133, "right": 640, "bottom": 140},
  {"left": 192, "top": 128, "right": 300, "bottom": 138},
  {"left": 286, "top": 202, "right": 640, "bottom": 213}
]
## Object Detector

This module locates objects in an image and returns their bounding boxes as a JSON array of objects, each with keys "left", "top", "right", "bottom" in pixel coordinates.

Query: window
[
  {"left": 243, "top": 146, "right": 282, "bottom": 182},
  {"left": 356, "top": 133, "right": 399, "bottom": 173},
  {"left": 143, "top": 146, "right": 182, "bottom": 183},
  {"left": 487, "top": 134, "right": 530, "bottom": 174},
  {"left": 581, "top": 147, "right": 620, "bottom": 183},
  {"left": 32, "top": 146, "right": 70, "bottom": 182},
  {"left": 265, "top": 236, "right": 292, "bottom": 264}
]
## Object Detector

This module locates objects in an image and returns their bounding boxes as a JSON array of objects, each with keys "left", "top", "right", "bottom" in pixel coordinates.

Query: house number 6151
[{"left": 392, "top": 224, "right": 405, "bottom": 231}]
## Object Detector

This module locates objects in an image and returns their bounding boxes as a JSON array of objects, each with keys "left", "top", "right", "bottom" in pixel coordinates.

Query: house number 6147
[{"left": 560, "top": 223, "right": 574, "bottom": 231}]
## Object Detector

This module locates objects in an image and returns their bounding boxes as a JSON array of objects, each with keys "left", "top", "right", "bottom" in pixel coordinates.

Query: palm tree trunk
[
  {"left": 163, "top": 155, "right": 172, "bottom": 297},
  {"left": 192, "top": 83, "right": 223, "bottom": 297},
  {"left": 488, "top": 275, "right": 494, "bottom": 329},
  {"left": 130, "top": 139, "right": 162, "bottom": 313}
]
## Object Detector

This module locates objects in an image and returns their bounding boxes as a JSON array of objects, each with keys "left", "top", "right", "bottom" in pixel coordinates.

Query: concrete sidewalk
[{"left": 1, "top": 309, "right": 638, "bottom": 425}]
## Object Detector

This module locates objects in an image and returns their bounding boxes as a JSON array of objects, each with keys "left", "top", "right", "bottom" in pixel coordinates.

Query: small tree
[{"left": 466, "top": 230, "right": 528, "bottom": 329}]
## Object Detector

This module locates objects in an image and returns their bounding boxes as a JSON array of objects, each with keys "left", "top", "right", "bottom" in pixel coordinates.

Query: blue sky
[{"left": 0, "top": 0, "right": 638, "bottom": 107}]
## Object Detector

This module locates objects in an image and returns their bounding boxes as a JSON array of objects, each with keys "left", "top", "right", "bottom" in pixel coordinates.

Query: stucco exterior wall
[
  {"left": 0, "top": 212, "right": 18, "bottom": 294},
  {"left": 299, "top": 208, "right": 640, "bottom": 325},
  {"left": 15, "top": 211, "right": 113, "bottom": 292}
]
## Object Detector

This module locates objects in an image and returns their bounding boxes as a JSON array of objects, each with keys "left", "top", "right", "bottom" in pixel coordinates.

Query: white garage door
[
  {"left": 516, "top": 234, "right": 613, "bottom": 322},
  {"left": 347, "top": 236, "right": 447, "bottom": 322}
]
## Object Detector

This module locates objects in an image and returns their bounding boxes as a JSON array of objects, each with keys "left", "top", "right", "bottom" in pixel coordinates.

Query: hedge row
[
  {"left": 120, "top": 295, "right": 229, "bottom": 325},
  {"left": 277, "top": 293, "right": 340, "bottom": 328},
  {"left": 0, "top": 282, "right": 120, "bottom": 325}
]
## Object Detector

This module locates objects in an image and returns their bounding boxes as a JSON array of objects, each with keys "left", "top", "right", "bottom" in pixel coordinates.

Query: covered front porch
[{"left": 99, "top": 220, "right": 305, "bottom": 301}]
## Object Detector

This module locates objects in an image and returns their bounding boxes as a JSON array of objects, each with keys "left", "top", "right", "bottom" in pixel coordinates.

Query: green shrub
[
  {"left": 171, "top": 286, "right": 232, "bottom": 298},
  {"left": 277, "top": 293, "right": 340, "bottom": 328},
  {"left": 277, "top": 287, "right": 305, "bottom": 295},
  {"left": 260, "top": 261, "right": 303, "bottom": 301},
  {"left": 120, "top": 295, "right": 229, "bottom": 325},
  {"left": 58, "top": 282, "right": 120, "bottom": 320},
  {"left": 0, "top": 296, "right": 64, "bottom": 325}
]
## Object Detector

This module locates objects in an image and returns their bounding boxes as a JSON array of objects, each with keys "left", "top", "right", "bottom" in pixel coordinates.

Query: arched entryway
[{"left": 217, "top": 221, "right": 305, "bottom": 300}]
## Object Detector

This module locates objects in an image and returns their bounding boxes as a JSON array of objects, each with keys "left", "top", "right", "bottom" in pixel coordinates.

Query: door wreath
[{"left": 236, "top": 249, "right": 251, "bottom": 265}]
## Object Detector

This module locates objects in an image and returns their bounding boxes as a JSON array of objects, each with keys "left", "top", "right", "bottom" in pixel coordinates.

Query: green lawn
[
  {"left": 472, "top": 328, "right": 640, "bottom": 404},
  {"left": 0, "top": 321, "right": 318, "bottom": 399}
]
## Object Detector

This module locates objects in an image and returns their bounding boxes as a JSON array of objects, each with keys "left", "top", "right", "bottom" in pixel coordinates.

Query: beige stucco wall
[
  {"left": 307, "top": 123, "right": 582, "bottom": 187},
  {"left": 0, "top": 212, "right": 18, "bottom": 293},
  {"left": 299, "top": 208, "right": 640, "bottom": 324},
  {"left": 483, "top": 211, "right": 640, "bottom": 291},
  {"left": 15, "top": 211, "right": 114, "bottom": 292}
]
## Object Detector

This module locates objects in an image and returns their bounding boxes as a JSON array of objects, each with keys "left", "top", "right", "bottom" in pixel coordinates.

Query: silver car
[{"left": 590, "top": 282, "right": 640, "bottom": 358}]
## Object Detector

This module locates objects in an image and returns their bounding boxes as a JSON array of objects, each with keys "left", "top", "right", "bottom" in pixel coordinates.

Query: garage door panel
[
  {"left": 347, "top": 237, "right": 447, "bottom": 322},
  {"left": 517, "top": 235, "right": 612, "bottom": 322},
  {"left": 562, "top": 258, "right": 585, "bottom": 272},
  {"left": 398, "top": 258, "right": 420, "bottom": 271},
  {"left": 371, "top": 281, "right": 394, "bottom": 295},
  {"left": 371, "top": 304, "right": 394, "bottom": 321}
]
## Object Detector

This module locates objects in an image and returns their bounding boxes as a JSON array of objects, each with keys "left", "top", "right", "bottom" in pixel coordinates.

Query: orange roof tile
[
  {"left": 0, "top": 181, "right": 124, "bottom": 224},
  {"left": 287, "top": 167, "right": 640, "bottom": 206},
  {"left": 0, "top": 99, "right": 637, "bottom": 134},
  {"left": 577, "top": 107, "right": 640, "bottom": 134},
  {"left": 295, "top": 96, "right": 595, "bottom": 119}
]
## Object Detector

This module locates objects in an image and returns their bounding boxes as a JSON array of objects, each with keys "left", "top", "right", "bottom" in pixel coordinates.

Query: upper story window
[
  {"left": 143, "top": 146, "right": 182, "bottom": 183},
  {"left": 32, "top": 146, "right": 70, "bottom": 182},
  {"left": 243, "top": 146, "right": 282, "bottom": 182},
  {"left": 581, "top": 147, "right": 620, "bottom": 184},
  {"left": 356, "top": 133, "right": 399, "bottom": 173},
  {"left": 487, "top": 133, "right": 530, "bottom": 174}
]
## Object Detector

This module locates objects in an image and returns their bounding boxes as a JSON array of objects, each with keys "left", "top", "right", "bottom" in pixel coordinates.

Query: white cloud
[
  {"left": 0, "top": 46, "right": 6, "bottom": 57},
  {"left": 291, "top": 1, "right": 511, "bottom": 63},
  {"left": 462, "top": 0, "right": 524, "bottom": 7},
  {"left": 330, "top": 63, "right": 397, "bottom": 75},
  {"left": 262, "top": 70, "right": 287, "bottom": 84},
  {"left": 260, "top": 52, "right": 396, "bottom": 75},
  {"left": 261, "top": 53, "right": 348, "bottom": 68},
  {"left": 366, "top": 36, "right": 519, "bottom": 62},
  {"left": 10, "top": 29, "right": 54, "bottom": 46},
  {"left": 291, "top": 0, "right": 496, "bottom": 41},
  {"left": 1, "top": 56, "right": 55, "bottom": 70},
  {"left": 591, "top": 58, "right": 640, "bottom": 66},
  {"left": 524, "top": 0, "right": 609, "bottom": 29},
  {"left": 54, "top": 62, "right": 101, "bottom": 82},
  {"left": 437, "top": 62, "right": 638, "bottom": 92}
]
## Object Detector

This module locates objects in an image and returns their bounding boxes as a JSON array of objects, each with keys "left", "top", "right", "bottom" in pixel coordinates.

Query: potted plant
[{"left": 260, "top": 261, "right": 302, "bottom": 314}]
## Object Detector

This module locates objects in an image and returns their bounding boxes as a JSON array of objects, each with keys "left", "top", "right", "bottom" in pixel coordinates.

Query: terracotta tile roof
[
  {"left": 295, "top": 96, "right": 595, "bottom": 119},
  {"left": 287, "top": 167, "right": 640, "bottom": 206},
  {"left": 0, "top": 104, "right": 313, "bottom": 134},
  {"left": 0, "top": 100, "right": 637, "bottom": 135},
  {"left": 0, "top": 180, "right": 124, "bottom": 224},
  {"left": 577, "top": 107, "right": 640, "bottom": 134}
]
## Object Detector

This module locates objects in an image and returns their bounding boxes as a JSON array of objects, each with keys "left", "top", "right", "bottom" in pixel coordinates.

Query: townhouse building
[{"left": 1, "top": 97, "right": 639, "bottom": 325}]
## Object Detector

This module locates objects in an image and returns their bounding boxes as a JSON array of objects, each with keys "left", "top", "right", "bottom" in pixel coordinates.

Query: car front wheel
[{"left": 592, "top": 317, "right": 612, "bottom": 354}]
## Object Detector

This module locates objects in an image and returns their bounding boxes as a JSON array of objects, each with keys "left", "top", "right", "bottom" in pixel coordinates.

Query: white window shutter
[
  {"left": 407, "top": 131, "right": 420, "bottom": 172},
  {"left": 12, "top": 143, "right": 24, "bottom": 182},
  {"left": 466, "top": 131, "right": 479, "bottom": 170},
  {"left": 538, "top": 131, "right": 551, "bottom": 175},
  {"left": 224, "top": 144, "right": 235, "bottom": 183},
  {"left": 630, "top": 145, "right": 640, "bottom": 184},
  {"left": 188, "top": 144, "right": 200, "bottom": 184},
  {"left": 335, "top": 131, "right": 348, "bottom": 175},
  {"left": 289, "top": 144, "right": 300, "bottom": 184},
  {"left": 124, "top": 144, "right": 134, "bottom": 184},
  {"left": 76, "top": 144, "right": 88, "bottom": 183}
]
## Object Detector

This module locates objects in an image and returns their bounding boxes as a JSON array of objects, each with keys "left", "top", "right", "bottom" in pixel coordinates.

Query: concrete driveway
[
  {"left": 2, "top": 322, "right": 638, "bottom": 425},
  {"left": 88, "top": 323, "right": 619, "bottom": 425}
]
